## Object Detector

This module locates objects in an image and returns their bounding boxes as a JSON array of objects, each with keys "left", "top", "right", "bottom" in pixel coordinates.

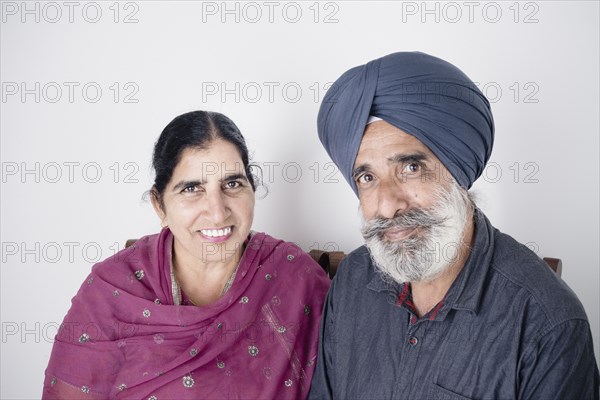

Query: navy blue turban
[{"left": 317, "top": 52, "right": 495, "bottom": 195}]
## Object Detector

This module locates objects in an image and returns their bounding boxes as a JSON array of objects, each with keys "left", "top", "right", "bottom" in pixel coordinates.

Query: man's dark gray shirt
[{"left": 309, "top": 210, "right": 599, "bottom": 399}]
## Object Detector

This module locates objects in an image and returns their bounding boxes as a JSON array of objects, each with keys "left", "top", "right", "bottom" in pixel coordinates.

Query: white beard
[{"left": 361, "top": 182, "right": 471, "bottom": 284}]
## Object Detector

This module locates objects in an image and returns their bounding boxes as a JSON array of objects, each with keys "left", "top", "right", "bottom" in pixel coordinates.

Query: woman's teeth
[{"left": 200, "top": 227, "right": 232, "bottom": 237}]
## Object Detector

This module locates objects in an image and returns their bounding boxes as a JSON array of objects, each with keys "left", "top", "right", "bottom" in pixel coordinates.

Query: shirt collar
[{"left": 367, "top": 268, "right": 400, "bottom": 293}]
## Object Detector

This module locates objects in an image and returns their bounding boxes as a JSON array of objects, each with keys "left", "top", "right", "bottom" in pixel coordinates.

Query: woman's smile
[{"left": 198, "top": 226, "right": 234, "bottom": 242}]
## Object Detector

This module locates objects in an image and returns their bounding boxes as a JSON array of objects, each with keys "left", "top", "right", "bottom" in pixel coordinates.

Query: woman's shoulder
[
  {"left": 251, "top": 231, "right": 309, "bottom": 259},
  {"left": 90, "top": 231, "right": 165, "bottom": 278},
  {"left": 250, "top": 231, "right": 328, "bottom": 277}
]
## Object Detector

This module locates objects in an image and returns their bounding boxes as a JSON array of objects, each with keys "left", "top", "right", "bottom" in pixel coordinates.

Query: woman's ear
[{"left": 150, "top": 188, "right": 167, "bottom": 227}]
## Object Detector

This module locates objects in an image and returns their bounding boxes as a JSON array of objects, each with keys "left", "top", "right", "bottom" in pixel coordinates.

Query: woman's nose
[{"left": 204, "top": 190, "right": 230, "bottom": 224}]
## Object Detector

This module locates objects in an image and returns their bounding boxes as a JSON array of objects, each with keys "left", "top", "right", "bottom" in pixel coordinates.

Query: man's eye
[
  {"left": 356, "top": 173, "right": 374, "bottom": 184},
  {"left": 404, "top": 162, "right": 421, "bottom": 174}
]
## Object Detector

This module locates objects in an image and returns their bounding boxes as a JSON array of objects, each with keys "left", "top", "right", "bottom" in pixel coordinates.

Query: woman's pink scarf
[{"left": 43, "top": 229, "right": 330, "bottom": 399}]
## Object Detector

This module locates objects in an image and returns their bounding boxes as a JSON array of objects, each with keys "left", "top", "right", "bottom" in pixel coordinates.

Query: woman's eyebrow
[
  {"left": 171, "top": 173, "right": 248, "bottom": 191},
  {"left": 222, "top": 173, "right": 248, "bottom": 182},
  {"left": 172, "top": 180, "right": 202, "bottom": 192}
]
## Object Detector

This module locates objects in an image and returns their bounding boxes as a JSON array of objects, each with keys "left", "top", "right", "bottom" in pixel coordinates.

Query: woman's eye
[
  {"left": 225, "top": 180, "right": 241, "bottom": 189},
  {"left": 183, "top": 185, "right": 199, "bottom": 193}
]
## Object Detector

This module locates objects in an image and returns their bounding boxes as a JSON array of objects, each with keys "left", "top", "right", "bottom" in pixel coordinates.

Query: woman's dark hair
[{"left": 151, "top": 111, "right": 256, "bottom": 208}]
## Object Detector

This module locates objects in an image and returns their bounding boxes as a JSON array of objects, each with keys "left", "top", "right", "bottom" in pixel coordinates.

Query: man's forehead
[
  {"left": 352, "top": 122, "right": 452, "bottom": 178},
  {"left": 358, "top": 122, "right": 434, "bottom": 158},
  {"left": 362, "top": 121, "right": 425, "bottom": 145}
]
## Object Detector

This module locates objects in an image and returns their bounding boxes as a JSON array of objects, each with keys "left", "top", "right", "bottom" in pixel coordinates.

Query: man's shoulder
[
  {"left": 332, "top": 245, "right": 373, "bottom": 288},
  {"left": 489, "top": 229, "right": 588, "bottom": 323},
  {"left": 344, "top": 244, "right": 371, "bottom": 262}
]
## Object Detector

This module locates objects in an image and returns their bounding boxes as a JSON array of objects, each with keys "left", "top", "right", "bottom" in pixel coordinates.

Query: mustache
[{"left": 361, "top": 208, "right": 448, "bottom": 240}]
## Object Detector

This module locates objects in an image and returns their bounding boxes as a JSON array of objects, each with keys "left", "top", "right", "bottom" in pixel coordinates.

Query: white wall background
[{"left": 1, "top": 1, "right": 598, "bottom": 398}]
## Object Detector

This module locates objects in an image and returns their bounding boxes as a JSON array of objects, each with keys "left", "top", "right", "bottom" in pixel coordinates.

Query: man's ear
[{"left": 150, "top": 188, "right": 167, "bottom": 226}]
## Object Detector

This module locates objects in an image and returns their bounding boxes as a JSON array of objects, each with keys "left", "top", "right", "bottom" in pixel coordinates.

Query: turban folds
[{"left": 317, "top": 52, "right": 495, "bottom": 195}]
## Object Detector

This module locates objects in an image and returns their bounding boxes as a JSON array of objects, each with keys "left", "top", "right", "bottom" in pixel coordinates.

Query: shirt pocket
[{"left": 428, "top": 382, "right": 473, "bottom": 400}]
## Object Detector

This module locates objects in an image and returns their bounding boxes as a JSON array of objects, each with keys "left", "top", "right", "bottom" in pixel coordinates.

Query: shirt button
[{"left": 409, "top": 336, "right": 419, "bottom": 346}]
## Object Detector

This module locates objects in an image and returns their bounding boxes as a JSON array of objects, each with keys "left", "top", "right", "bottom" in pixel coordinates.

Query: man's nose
[{"left": 375, "top": 179, "right": 410, "bottom": 219}]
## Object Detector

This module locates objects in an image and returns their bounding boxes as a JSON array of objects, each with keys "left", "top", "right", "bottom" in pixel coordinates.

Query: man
[{"left": 309, "top": 52, "right": 599, "bottom": 399}]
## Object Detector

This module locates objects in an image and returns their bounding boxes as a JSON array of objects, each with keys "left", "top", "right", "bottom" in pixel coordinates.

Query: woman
[{"left": 42, "top": 111, "right": 330, "bottom": 399}]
